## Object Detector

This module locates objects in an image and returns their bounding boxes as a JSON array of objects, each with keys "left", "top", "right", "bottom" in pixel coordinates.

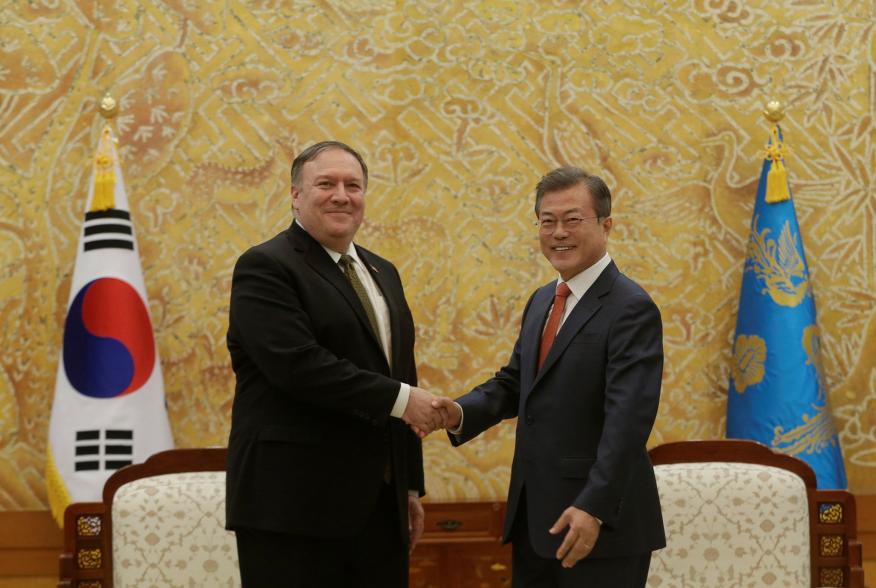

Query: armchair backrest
[
  {"left": 647, "top": 440, "right": 865, "bottom": 588},
  {"left": 58, "top": 447, "right": 238, "bottom": 588}
]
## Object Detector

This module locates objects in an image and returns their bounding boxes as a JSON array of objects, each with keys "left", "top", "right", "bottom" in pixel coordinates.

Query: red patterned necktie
[{"left": 538, "top": 282, "right": 572, "bottom": 370}]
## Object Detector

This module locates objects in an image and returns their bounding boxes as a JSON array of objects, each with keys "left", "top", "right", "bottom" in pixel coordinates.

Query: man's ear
[
  {"left": 602, "top": 216, "right": 613, "bottom": 237},
  {"left": 291, "top": 185, "right": 300, "bottom": 209}
]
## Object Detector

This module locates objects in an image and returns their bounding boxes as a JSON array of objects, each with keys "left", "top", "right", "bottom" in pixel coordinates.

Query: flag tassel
[
  {"left": 90, "top": 126, "right": 116, "bottom": 212},
  {"left": 764, "top": 125, "right": 790, "bottom": 203}
]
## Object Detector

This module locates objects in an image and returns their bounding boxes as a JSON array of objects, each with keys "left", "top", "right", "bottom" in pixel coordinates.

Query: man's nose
[{"left": 330, "top": 185, "right": 349, "bottom": 202}]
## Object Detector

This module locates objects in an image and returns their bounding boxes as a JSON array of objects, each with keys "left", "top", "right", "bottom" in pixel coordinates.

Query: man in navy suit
[
  {"left": 433, "top": 167, "right": 665, "bottom": 587},
  {"left": 226, "top": 141, "right": 443, "bottom": 587}
]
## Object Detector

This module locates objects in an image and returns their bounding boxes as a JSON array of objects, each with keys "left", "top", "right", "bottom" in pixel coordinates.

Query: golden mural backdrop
[{"left": 0, "top": 0, "right": 874, "bottom": 509}]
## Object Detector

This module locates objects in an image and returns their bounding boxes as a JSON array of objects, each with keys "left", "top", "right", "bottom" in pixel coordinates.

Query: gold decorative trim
[
  {"left": 744, "top": 215, "right": 809, "bottom": 308},
  {"left": 76, "top": 514, "right": 102, "bottom": 537},
  {"left": 731, "top": 334, "right": 766, "bottom": 393},
  {"left": 818, "top": 567, "right": 844, "bottom": 587},
  {"left": 76, "top": 547, "right": 102, "bottom": 569},
  {"left": 819, "top": 534, "right": 843, "bottom": 557},
  {"left": 818, "top": 502, "right": 843, "bottom": 524}
]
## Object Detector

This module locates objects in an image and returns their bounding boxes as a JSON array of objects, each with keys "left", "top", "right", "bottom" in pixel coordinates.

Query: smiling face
[
  {"left": 291, "top": 148, "right": 366, "bottom": 253},
  {"left": 537, "top": 182, "right": 612, "bottom": 281}
]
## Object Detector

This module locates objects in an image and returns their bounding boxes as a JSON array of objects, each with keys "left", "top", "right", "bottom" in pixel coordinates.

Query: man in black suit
[
  {"left": 433, "top": 168, "right": 665, "bottom": 587},
  {"left": 226, "top": 141, "right": 441, "bottom": 587}
]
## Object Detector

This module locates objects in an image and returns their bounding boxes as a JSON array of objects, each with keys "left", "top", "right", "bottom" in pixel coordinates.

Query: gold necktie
[{"left": 338, "top": 254, "right": 380, "bottom": 338}]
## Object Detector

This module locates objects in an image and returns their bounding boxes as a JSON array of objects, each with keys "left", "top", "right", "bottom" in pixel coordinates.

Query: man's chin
[
  {"left": 548, "top": 258, "right": 571, "bottom": 274},
  {"left": 550, "top": 261, "right": 583, "bottom": 281},
  {"left": 325, "top": 225, "right": 359, "bottom": 242}
]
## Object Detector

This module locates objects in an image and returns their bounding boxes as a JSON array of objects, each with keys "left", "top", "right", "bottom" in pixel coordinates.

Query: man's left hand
[
  {"left": 549, "top": 506, "right": 600, "bottom": 568},
  {"left": 408, "top": 495, "right": 425, "bottom": 554}
]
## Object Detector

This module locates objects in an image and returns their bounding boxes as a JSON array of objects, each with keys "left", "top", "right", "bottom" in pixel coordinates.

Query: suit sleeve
[
  {"left": 571, "top": 293, "right": 663, "bottom": 526},
  {"left": 229, "top": 247, "right": 401, "bottom": 423},
  {"left": 449, "top": 293, "right": 536, "bottom": 445},
  {"left": 386, "top": 261, "right": 426, "bottom": 496},
  {"left": 407, "top": 418, "right": 425, "bottom": 496}
]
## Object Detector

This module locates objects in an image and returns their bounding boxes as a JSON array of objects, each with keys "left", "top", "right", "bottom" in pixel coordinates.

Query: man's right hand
[{"left": 402, "top": 387, "right": 443, "bottom": 438}]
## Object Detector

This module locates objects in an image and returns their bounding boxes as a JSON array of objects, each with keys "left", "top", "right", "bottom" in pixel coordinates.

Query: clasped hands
[{"left": 401, "top": 387, "right": 461, "bottom": 439}]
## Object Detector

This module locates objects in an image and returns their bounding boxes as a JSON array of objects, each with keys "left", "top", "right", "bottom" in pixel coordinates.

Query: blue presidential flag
[{"left": 726, "top": 124, "right": 847, "bottom": 489}]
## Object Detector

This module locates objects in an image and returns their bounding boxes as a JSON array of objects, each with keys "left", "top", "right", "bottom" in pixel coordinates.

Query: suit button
[{"left": 525, "top": 415, "right": 534, "bottom": 425}]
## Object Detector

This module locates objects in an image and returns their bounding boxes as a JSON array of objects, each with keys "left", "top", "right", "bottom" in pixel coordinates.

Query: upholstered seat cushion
[
  {"left": 648, "top": 462, "right": 810, "bottom": 587},
  {"left": 111, "top": 471, "right": 240, "bottom": 587}
]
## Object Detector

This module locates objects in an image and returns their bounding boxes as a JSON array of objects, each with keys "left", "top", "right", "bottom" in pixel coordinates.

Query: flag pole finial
[
  {"left": 99, "top": 93, "right": 118, "bottom": 119},
  {"left": 763, "top": 100, "right": 784, "bottom": 123},
  {"left": 761, "top": 100, "right": 790, "bottom": 203},
  {"left": 92, "top": 93, "right": 118, "bottom": 211}
]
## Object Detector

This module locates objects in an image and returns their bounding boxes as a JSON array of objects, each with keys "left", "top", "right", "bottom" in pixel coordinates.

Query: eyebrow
[
  {"left": 313, "top": 174, "right": 362, "bottom": 183},
  {"left": 539, "top": 208, "right": 585, "bottom": 217}
]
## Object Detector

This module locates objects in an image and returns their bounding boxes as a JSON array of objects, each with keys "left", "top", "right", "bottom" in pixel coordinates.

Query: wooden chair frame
[
  {"left": 57, "top": 441, "right": 866, "bottom": 588},
  {"left": 57, "top": 447, "right": 227, "bottom": 588},
  {"left": 649, "top": 439, "right": 866, "bottom": 588}
]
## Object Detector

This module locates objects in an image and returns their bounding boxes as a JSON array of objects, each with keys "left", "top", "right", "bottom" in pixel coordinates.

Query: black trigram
[
  {"left": 82, "top": 209, "right": 134, "bottom": 251},
  {"left": 74, "top": 429, "right": 134, "bottom": 471}
]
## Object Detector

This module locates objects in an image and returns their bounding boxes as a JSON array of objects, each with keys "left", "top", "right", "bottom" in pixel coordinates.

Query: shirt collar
[
  {"left": 322, "top": 242, "right": 360, "bottom": 265},
  {"left": 295, "top": 219, "right": 359, "bottom": 265},
  {"left": 559, "top": 253, "right": 612, "bottom": 299}
]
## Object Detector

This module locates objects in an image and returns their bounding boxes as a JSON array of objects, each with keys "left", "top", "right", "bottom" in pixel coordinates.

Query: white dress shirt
[
  {"left": 319, "top": 241, "right": 411, "bottom": 418},
  {"left": 549, "top": 253, "right": 612, "bottom": 333}
]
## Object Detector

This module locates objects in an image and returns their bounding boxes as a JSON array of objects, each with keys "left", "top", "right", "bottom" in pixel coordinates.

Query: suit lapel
[
  {"left": 288, "top": 224, "right": 385, "bottom": 353},
  {"left": 520, "top": 284, "right": 554, "bottom": 399},
  {"left": 357, "top": 246, "right": 400, "bottom": 371},
  {"left": 530, "top": 263, "right": 620, "bottom": 390}
]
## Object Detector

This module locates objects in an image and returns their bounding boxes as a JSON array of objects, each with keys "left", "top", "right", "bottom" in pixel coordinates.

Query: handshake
[{"left": 401, "top": 387, "right": 462, "bottom": 439}]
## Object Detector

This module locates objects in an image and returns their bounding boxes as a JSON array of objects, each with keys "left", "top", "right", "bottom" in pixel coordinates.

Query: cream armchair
[
  {"left": 58, "top": 447, "right": 239, "bottom": 588},
  {"left": 648, "top": 440, "right": 865, "bottom": 588}
]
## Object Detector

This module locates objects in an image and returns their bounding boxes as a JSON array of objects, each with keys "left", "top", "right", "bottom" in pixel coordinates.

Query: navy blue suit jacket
[{"left": 451, "top": 262, "right": 665, "bottom": 558}]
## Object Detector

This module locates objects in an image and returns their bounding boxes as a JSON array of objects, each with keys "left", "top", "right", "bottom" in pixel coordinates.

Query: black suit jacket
[
  {"left": 452, "top": 262, "right": 665, "bottom": 558},
  {"left": 226, "top": 222, "right": 423, "bottom": 541}
]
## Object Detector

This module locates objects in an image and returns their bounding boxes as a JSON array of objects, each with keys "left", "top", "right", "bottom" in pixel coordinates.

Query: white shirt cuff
[
  {"left": 448, "top": 402, "right": 464, "bottom": 435},
  {"left": 390, "top": 383, "right": 410, "bottom": 418}
]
